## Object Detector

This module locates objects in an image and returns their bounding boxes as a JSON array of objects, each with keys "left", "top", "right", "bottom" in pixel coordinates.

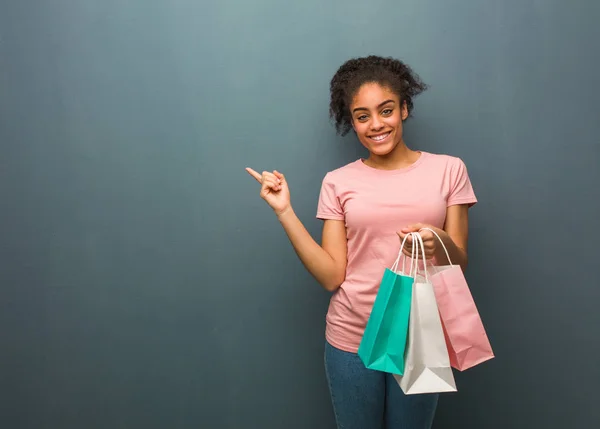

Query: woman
[{"left": 246, "top": 55, "right": 477, "bottom": 429}]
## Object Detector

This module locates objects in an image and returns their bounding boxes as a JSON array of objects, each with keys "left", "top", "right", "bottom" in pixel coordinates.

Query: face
[{"left": 350, "top": 82, "right": 408, "bottom": 156}]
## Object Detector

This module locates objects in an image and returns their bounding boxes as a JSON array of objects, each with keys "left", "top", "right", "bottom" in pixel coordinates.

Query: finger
[
  {"left": 245, "top": 167, "right": 262, "bottom": 183},
  {"left": 263, "top": 178, "right": 280, "bottom": 191},
  {"left": 423, "top": 239, "right": 435, "bottom": 249},
  {"left": 402, "top": 223, "right": 424, "bottom": 233},
  {"left": 402, "top": 248, "right": 413, "bottom": 258},
  {"left": 273, "top": 170, "right": 285, "bottom": 182},
  {"left": 261, "top": 171, "right": 281, "bottom": 184},
  {"left": 418, "top": 229, "right": 431, "bottom": 237},
  {"left": 260, "top": 181, "right": 277, "bottom": 198}
]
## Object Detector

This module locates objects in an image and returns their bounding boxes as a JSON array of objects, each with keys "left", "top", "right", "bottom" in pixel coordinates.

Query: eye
[
  {"left": 382, "top": 108, "right": 393, "bottom": 116},
  {"left": 357, "top": 114, "right": 368, "bottom": 121}
]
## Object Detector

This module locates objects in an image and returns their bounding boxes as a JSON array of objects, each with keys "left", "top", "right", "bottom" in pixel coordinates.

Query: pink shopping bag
[{"left": 419, "top": 228, "right": 494, "bottom": 371}]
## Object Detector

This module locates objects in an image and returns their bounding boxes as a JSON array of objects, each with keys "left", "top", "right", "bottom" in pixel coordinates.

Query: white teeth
[{"left": 371, "top": 133, "right": 390, "bottom": 141}]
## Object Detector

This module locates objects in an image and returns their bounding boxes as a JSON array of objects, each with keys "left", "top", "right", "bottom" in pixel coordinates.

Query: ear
[{"left": 401, "top": 100, "right": 409, "bottom": 121}]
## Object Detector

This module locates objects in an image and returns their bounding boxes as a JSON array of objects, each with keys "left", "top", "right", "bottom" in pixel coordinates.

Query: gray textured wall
[{"left": 1, "top": 1, "right": 598, "bottom": 428}]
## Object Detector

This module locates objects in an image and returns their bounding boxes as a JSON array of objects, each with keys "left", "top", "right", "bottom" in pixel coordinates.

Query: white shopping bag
[{"left": 394, "top": 232, "right": 457, "bottom": 395}]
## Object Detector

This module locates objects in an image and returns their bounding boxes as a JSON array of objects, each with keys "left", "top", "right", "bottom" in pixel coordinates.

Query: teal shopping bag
[{"left": 358, "top": 242, "right": 415, "bottom": 375}]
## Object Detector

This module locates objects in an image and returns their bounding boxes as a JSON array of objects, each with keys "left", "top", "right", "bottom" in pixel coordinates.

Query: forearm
[
  {"left": 276, "top": 208, "right": 345, "bottom": 291},
  {"left": 432, "top": 227, "right": 469, "bottom": 271}
]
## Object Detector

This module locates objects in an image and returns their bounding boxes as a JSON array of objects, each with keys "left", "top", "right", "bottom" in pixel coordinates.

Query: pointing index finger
[{"left": 245, "top": 167, "right": 262, "bottom": 183}]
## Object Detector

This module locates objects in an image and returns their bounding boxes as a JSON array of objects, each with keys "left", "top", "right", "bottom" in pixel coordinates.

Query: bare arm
[
  {"left": 436, "top": 204, "right": 470, "bottom": 270},
  {"left": 277, "top": 210, "right": 347, "bottom": 291},
  {"left": 246, "top": 167, "right": 347, "bottom": 291}
]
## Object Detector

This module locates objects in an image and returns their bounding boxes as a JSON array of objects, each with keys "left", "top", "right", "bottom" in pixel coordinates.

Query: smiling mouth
[{"left": 369, "top": 132, "right": 391, "bottom": 142}]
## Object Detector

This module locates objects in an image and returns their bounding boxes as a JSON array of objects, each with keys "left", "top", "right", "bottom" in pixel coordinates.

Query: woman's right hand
[{"left": 246, "top": 167, "right": 292, "bottom": 216}]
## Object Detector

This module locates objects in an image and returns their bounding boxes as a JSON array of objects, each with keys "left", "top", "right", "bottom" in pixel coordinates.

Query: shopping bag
[
  {"left": 357, "top": 235, "right": 415, "bottom": 375},
  {"left": 394, "top": 232, "right": 457, "bottom": 394},
  {"left": 419, "top": 227, "right": 494, "bottom": 371}
]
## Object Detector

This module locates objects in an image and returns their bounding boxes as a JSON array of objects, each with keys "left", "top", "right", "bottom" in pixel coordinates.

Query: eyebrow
[{"left": 352, "top": 99, "right": 395, "bottom": 113}]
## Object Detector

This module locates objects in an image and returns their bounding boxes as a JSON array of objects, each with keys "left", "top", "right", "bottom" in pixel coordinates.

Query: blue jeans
[{"left": 324, "top": 341, "right": 438, "bottom": 429}]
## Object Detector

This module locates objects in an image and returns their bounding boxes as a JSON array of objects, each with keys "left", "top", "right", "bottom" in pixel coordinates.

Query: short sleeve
[
  {"left": 316, "top": 173, "right": 345, "bottom": 220},
  {"left": 447, "top": 158, "right": 478, "bottom": 207}
]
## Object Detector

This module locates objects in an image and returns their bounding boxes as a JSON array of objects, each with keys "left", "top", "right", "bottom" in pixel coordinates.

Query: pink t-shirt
[{"left": 316, "top": 151, "right": 477, "bottom": 353}]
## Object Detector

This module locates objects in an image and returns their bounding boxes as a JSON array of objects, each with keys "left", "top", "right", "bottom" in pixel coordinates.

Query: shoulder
[
  {"left": 321, "top": 159, "right": 364, "bottom": 185},
  {"left": 423, "top": 151, "right": 477, "bottom": 204},
  {"left": 317, "top": 161, "right": 363, "bottom": 218},
  {"left": 421, "top": 151, "right": 472, "bottom": 179},
  {"left": 422, "top": 151, "right": 467, "bottom": 169}
]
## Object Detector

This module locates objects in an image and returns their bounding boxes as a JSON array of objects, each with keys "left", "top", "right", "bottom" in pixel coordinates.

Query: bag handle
[
  {"left": 400, "top": 231, "right": 430, "bottom": 275},
  {"left": 412, "top": 232, "right": 429, "bottom": 282},
  {"left": 391, "top": 232, "right": 417, "bottom": 275},
  {"left": 418, "top": 227, "right": 454, "bottom": 267}
]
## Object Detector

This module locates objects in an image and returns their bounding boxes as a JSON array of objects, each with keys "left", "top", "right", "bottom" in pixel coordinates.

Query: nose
[{"left": 370, "top": 116, "right": 384, "bottom": 131}]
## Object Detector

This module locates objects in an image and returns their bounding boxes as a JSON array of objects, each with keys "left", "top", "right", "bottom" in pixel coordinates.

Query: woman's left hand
[{"left": 397, "top": 223, "right": 442, "bottom": 260}]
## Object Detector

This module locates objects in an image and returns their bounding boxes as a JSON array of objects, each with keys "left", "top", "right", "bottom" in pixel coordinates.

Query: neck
[{"left": 364, "top": 140, "right": 420, "bottom": 170}]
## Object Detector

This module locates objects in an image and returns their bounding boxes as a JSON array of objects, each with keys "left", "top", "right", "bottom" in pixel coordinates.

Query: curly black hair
[{"left": 329, "top": 55, "right": 428, "bottom": 136}]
